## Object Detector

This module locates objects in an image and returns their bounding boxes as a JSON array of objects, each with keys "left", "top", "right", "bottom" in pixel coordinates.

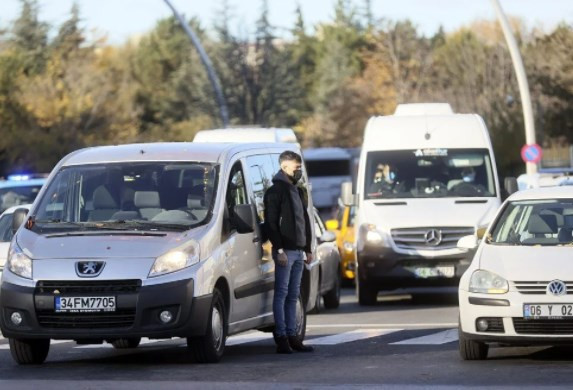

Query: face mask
[{"left": 290, "top": 169, "right": 303, "bottom": 184}]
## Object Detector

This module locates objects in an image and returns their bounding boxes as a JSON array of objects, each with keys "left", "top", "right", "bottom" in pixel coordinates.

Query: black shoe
[
  {"left": 276, "top": 336, "right": 293, "bottom": 354},
  {"left": 288, "top": 336, "right": 314, "bottom": 352}
]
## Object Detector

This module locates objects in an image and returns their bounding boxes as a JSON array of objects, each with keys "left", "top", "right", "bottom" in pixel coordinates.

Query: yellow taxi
[{"left": 326, "top": 204, "right": 356, "bottom": 284}]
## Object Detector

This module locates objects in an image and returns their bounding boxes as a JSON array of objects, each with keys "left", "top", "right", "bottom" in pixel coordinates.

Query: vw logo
[
  {"left": 547, "top": 280, "right": 567, "bottom": 296},
  {"left": 75, "top": 261, "right": 105, "bottom": 278},
  {"left": 424, "top": 229, "right": 443, "bottom": 246}
]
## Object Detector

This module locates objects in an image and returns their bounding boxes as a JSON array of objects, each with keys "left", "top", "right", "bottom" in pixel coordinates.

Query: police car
[{"left": 0, "top": 174, "right": 47, "bottom": 214}]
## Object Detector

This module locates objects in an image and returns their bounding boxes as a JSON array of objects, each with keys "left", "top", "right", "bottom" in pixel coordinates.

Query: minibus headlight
[
  {"left": 7, "top": 244, "right": 32, "bottom": 279},
  {"left": 469, "top": 270, "right": 508, "bottom": 294},
  {"left": 149, "top": 241, "right": 200, "bottom": 277}
]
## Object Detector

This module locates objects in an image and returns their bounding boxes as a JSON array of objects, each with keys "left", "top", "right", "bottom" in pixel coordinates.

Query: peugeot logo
[
  {"left": 76, "top": 261, "right": 105, "bottom": 278},
  {"left": 424, "top": 229, "right": 443, "bottom": 246},
  {"left": 547, "top": 280, "right": 567, "bottom": 296}
]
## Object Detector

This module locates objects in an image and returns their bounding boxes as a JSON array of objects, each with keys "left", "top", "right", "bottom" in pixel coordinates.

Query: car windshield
[
  {"left": 364, "top": 148, "right": 496, "bottom": 199},
  {"left": 489, "top": 199, "right": 573, "bottom": 246},
  {"left": 0, "top": 213, "right": 14, "bottom": 242},
  {"left": 32, "top": 162, "right": 218, "bottom": 233},
  {"left": 306, "top": 159, "right": 350, "bottom": 177},
  {"left": 0, "top": 184, "right": 42, "bottom": 213}
]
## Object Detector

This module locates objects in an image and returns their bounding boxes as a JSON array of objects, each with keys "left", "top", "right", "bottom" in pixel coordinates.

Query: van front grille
[{"left": 391, "top": 227, "right": 474, "bottom": 250}]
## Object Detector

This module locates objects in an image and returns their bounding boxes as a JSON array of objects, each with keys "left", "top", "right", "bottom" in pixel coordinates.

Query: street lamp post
[
  {"left": 491, "top": 0, "right": 537, "bottom": 174},
  {"left": 163, "top": 0, "right": 229, "bottom": 128}
]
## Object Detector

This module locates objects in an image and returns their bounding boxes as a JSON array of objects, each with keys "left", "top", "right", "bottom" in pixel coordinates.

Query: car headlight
[
  {"left": 343, "top": 241, "right": 354, "bottom": 252},
  {"left": 7, "top": 244, "right": 32, "bottom": 279},
  {"left": 469, "top": 270, "right": 508, "bottom": 294},
  {"left": 149, "top": 240, "right": 200, "bottom": 277}
]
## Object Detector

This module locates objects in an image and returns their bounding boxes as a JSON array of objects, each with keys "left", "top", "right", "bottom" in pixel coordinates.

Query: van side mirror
[
  {"left": 12, "top": 208, "right": 29, "bottom": 234},
  {"left": 457, "top": 235, "right": 478, "bottom": 250},
  {"left": 325, "top": 219, "right": 339, "bottom": 231},
  {"left": 504, "top": 177, "right": 518, "bottom": 198},
  {"left": 233, "top": 204, "right": 256, "bottom": 234},
  {"left": 341, "top": 182, "right": 354, "bottom": 206}
]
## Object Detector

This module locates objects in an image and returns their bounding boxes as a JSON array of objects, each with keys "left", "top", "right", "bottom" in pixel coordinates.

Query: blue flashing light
[{"left": 7, "top": 174, "right": 31, "bottom": 181}]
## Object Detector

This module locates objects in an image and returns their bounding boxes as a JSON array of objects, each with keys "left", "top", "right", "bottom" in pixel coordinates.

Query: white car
[
  {"left": 458, "top": 186, "right": 573, "bottom": 360},
  {"left": 0, "top": 205, "right": 31, "bottom": 275}
]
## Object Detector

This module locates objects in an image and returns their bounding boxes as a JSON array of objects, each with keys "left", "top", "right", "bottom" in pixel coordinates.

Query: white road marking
[
  {"left": 226, "top": 333, "right": 272, "bottom": 346},
  {"left": 307, "top": 329, "right": 401, "bottom": 345},
  {"left": 391, "top": 329, "right": 458, "bottom": 345},
  {"left": 307, "top": 323, "right": 457, "bottom": 329}
]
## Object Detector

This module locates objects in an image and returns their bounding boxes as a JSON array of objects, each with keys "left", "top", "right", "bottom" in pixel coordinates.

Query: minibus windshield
[
  {"left": 488, "top": 199, "right": 573, "bottom": 246},
  {"left": 364, "top": 148, "right": 496, "bottom": 199},
  {"left": 33, "top": 162, "right": 218, "bottom": 233}
]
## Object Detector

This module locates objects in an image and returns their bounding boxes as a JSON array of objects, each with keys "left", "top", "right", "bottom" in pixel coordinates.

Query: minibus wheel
[
  {"left": 458, "top": 326, "right": 488, "bottom": 360},
  {"left": 9, "top": 338, "right": 50, "bottom": 365},
  {"left": 111, "top": 338, "right": 141, "bottom": 349},
  {"left": 187, "top": 289, "right": 226, "bottom": 363}
]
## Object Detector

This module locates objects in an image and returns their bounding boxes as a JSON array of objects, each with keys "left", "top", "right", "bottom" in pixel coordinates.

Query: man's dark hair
[{"left": 279, "top": 151, "right": 302, "bottom": 164}]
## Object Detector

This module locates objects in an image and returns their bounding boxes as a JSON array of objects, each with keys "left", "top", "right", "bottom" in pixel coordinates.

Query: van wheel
[
  {"left": 459, "top": 327, "right": 488, "bottom": 360},
  {"left": 187, "top": 289, "right": 226, "bottom": 363},
  {"left": 274, "top": 295, "right": 307, "bottom": 344},
  {"left": 112, "top": 338, "right": 141, "bottom": 349},
  {"left": 9, "top": 338, "right": 50, "bottom": 365},
  {"left": 323, "top": 271, "right": 341, "bottom": 309},
  {"left": 357, "top": 278, "right": 377, "bottom": 306}
]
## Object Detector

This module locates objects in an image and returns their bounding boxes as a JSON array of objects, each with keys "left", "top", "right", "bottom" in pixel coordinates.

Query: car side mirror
[
  {"left": 325, "top": 219, "right": 339, "bottom": 231},
  {"left": 341, "top": 182, "right": 354, "bottom": 206},
  {"left": 504, "top": 177, "right": 518, "bottom": 198},
  {"left": 233, "top": 204, "right": 256, "bottom": 234},
  {"left": 12, "top": 208, "right": 29, "bottom": 234},
  {"left": 457, "top": 235, "right": 478, "bottom": 250},
  {"left": 320, "top": 230, "right": 337, "bottom": 243}
]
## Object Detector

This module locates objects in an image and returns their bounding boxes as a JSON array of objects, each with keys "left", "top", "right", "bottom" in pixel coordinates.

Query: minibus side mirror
[
  {"left": 233, "top": 204, "right": 256, "bottom": 234},
  {"left": 12, "top": 208, "right": 29, "bottom": 234},
  {"left": 503, "top": 177, "right": 518, "bottom": 198},
  {"left": 341, "top": 182, "right": 354, "bottom": 206},
  {"left": 457, "top": 235, "right": 478, "bottom": 250}
]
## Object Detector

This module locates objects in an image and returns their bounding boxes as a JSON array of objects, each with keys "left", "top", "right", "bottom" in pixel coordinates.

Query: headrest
[
  {"left": 110, "top": 211, "right": 140, "bottom": 221},
  {"left": 187, "top": 195, "right": 205, "bottom": 209},
  {"left": 528, "top": 214, "right": 558, "bottom": 234},
  {"left": 134, "top": 191, "right": 161, "bottom": 209},
  {"left": 92, "top": 186, "right": 118, "bottom": 209},
  {"left": 564, "top": 214, "right": 573, "bottom": 228}
]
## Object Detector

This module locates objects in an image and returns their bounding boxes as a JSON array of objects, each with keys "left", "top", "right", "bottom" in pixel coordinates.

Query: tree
[{"left": 10, "top": 0, "right": 49, "bottom": 74}]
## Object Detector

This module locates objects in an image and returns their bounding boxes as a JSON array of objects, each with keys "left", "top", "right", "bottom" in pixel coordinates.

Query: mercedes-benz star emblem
[
  {"left": 547, "top": 280, "right": 567, "bottom": 296},
  {"left": 424, "top": 229, "right": 443, "bottom": 246},
  {"left": 76, "top": 261, "right": 105, "bottom": 278}
]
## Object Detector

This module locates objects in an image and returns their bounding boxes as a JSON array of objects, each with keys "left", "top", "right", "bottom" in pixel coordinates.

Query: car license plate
[
  {"left": 55, "top": 296, "right": 116, "bottom": 313},
  {"left": 524, "top": 304, "right": 573, "bottom": 319},
  {"left": 409, "top": 266, "right": 455, "bottom": 279}
]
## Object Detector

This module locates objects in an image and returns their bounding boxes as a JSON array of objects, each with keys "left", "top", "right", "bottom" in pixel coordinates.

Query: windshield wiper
[{"left": 98, "top": 220, "right": 190, "bottom": 232}]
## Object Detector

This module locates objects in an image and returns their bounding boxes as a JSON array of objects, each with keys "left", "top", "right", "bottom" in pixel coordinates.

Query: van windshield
[
  {"left": 364, "top": 148, "right": 496, "bottom": 199},
  {"left": 489, "top": 199, "right": 573, "bottom": 246},
  {"left": 32, "top": 162, "right": 218, "bottom": 233}
]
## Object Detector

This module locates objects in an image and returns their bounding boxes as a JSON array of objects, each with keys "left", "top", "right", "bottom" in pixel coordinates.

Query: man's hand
[
  {"left": 305, "top": 253, "right": 313, "bottom": 264},
  {"left": 277, "top": 251, "right": 288, "bottom": 267}
]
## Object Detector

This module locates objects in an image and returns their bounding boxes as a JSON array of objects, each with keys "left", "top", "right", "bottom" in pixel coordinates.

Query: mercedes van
[
  {"left": 350, "top": 103, "right": 506, "bottom": 305},
  {"left": 0, "top": 142, "right": 319, "bottom": 364}
]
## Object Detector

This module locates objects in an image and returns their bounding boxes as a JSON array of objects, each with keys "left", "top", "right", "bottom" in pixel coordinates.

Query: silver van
[{"left": 0, "top": 142, "right": 320, "bottom": 364}]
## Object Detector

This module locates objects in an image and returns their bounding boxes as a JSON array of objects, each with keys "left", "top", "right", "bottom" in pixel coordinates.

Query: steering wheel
[{"left": 450, "top": 182, "right": 482, "bottom": 197}]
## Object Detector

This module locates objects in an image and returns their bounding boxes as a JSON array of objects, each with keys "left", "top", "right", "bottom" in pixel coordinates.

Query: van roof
[
  {"left": 193, "top": 128, "right": 298, "bottom": 144},
  {"left": 303, "top": 147, "right": 351, "bottom": 160},
  {"left": 61, "top": 142, "right": 297, "bottom": 166},
  {"left": 363, "top": 113, "right": 489, "bottom": 151}
]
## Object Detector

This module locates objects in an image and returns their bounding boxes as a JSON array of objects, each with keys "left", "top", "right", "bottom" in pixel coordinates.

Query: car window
[
  {"left": 226, "top": 162, "right": 248, "bottom": 212},
  {"left": 246, "top": 154, "right": 275, "bottom": 222},
  {"left": 0, "top": 213, "right": 13, "bottom": 242}
]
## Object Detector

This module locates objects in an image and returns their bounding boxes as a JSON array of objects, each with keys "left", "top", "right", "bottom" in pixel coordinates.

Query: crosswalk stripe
[
  {"left": 226, "top": 333, "right": 272, "bottom": 346},
  {"left": 307, "top": 328, "right": 401, "bottom": 345},
  {"left": 391, "top": 329, "right": 458, "bottom": 345}
]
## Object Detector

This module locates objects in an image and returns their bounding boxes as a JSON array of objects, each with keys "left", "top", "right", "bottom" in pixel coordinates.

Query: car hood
[
  {"left": 479, "top": 244, "right": 573, "bottom": 281},
  {"left": 360, "top": 198, "right": 499, "bottom": 230},
  {"left": 15, "top": 227, "right": 201, "bottom": 260}
]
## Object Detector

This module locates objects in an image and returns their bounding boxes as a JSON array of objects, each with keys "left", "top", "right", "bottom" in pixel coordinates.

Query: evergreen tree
[
  {"left": 52, "top": 3, "right": 84, "bottom": 58},
  {"left": 11, "top": 0, "right": 49, "bottom": 74}
]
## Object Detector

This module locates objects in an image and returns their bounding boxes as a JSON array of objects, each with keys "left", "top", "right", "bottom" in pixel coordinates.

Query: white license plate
[
  {"left": 410, "top": 266, "right": 455, "bottom": 279},
  {"left": 55, "top": 296, "right": 116, "bottom": 313},
  {"left": 524, "top": 304, "right": 573, "bottom": 319}
]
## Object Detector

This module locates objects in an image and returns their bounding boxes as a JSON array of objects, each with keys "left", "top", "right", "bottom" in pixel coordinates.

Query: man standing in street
[{"left": 264, "top": 151, "right": 315, "bottom": 354}]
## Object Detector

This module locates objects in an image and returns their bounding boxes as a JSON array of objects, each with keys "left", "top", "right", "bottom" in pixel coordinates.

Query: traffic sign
[{"left": 521, "top": 144, "right": 542, "bottom": 164}]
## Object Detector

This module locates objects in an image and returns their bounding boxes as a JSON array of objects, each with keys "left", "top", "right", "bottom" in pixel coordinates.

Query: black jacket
[{"left": 263, "top": 175, "right": 312, "bottom": 253}]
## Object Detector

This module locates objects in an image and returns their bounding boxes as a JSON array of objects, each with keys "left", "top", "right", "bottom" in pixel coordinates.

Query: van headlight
[
  {"left": 7, "top": 244, "right": 32, "bottom": 279},
  {"left": 469, "top": 270, "right": 508, "bottom": 294},
  {"left": 149, "top": 241, "right": 200, "bottom": 277}
]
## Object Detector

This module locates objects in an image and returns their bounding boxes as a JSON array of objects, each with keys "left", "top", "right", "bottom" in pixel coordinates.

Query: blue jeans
[{"left": 273, "top": 249, "right": 304, "bottom": 337}]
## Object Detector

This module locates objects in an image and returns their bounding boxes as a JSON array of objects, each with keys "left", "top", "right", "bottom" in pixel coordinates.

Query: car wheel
[
  {"left": 323, "top": 271, "right": 341, "bottom": 309},
  {"left": 357, "top": 278, "right": 377, "bottom": 306},
  {"left": 458, "top": 326, "right": 488, "bottom": 360},
  {"left": 9, "top": 338, "right": 50, "bottom": 365},
  {"left": 309, "top": 275, "right": 321, "bottom": 315},
  {"left": 111, "top": 338, "right": 141, "bottom": 349},
  {"left": 271, "top": 294, "right": 307, "bottom": 345},
  {"left": 187, "top": 289, "right": 227, "bottom": 363}
]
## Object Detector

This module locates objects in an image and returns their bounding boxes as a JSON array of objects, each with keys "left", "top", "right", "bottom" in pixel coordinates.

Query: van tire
[
  {"left": 187, "top": 289, "right": 226, "bottom": 363},
  {"left": 458, "top": 327, "right": 488, "bottom": 360},
  {"left": 357, "top": 278, "right": 377, "bottom": 306},
  {"left": 111, "top": 338, "right": 141, "bottom": 349},
  {"left": 323, "top": 272, "right": 341, "bottom": 309},
  {"left": 9, "top": 338, "right": 50, "bottom": 365}
]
